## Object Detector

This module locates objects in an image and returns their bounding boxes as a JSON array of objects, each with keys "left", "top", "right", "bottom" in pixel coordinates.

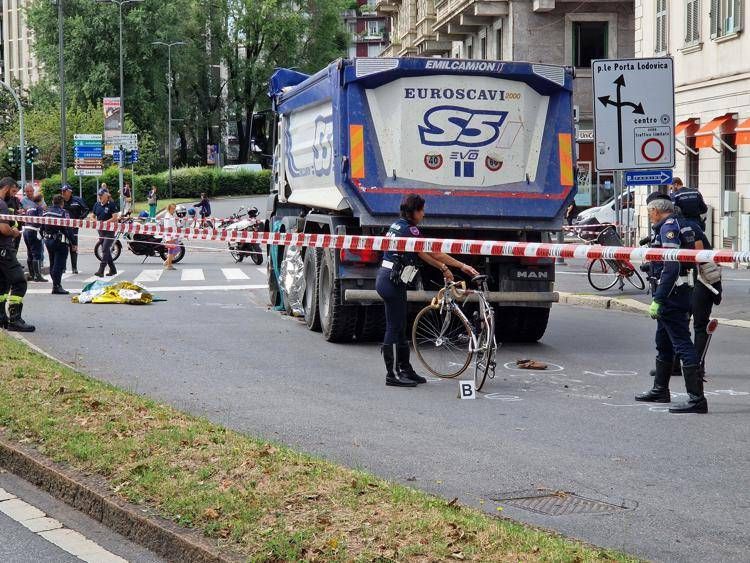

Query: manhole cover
[{"left": 492, "top": 490, "right": 634, "bottom": 516}]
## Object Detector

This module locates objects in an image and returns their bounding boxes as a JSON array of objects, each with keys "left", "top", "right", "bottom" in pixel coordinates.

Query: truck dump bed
[{"left": 270, "top": 58, "right": 577, "bottom": 230}]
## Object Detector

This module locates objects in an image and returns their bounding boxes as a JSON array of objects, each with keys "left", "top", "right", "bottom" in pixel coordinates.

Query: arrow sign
[
  {"left": 624, "top": 169, "right": 673, "bottom": 186},
  {"left": 597, "top": 74, "right": 646, "bottom": 164}
]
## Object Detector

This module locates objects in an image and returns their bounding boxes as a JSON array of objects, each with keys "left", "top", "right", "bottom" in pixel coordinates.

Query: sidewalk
[{"left": 555, "top": 262, "right": 750, "bottom": 327}]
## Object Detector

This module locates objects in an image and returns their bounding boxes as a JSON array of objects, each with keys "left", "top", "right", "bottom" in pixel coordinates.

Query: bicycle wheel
[
  {"left": 474, "top": 310, "right": 496, "bottom": 392},
  {"left": 587, "top": 259, "right": 620, "bottom": 291},
  {"left": 412, "top": 304, "right": 473, "bottom": 379},
  {"left": 624, "top": 266, "right": 646, "bottom": 290}
]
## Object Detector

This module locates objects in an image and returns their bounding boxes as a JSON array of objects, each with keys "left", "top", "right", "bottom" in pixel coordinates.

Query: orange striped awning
[
  {"left": 695, "top": 114, "right": 735, "bottom": 149},
  {"left": 736, "top": 117, "right": 750, "bottom": 145},
  {"left": 675, "top": 118, "right": 698, "bottom": 136}
]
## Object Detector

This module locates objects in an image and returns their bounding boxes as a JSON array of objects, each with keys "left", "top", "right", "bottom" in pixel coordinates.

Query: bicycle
[
  {"left": 575, "top": 225, "right": 645, "bottom": 292},
  {"left": 411, "top": 275, "right": 497, "bottom": 391}
]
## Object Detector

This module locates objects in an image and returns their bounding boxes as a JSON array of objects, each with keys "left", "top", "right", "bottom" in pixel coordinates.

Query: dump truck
[{"left": 266, "top": 57, "right": 577, "bottom": 343}]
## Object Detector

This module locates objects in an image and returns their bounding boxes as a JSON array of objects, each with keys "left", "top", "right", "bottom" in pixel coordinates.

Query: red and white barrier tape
[{"left": 3, "top": 214, "right": 749, "bottom": 264}]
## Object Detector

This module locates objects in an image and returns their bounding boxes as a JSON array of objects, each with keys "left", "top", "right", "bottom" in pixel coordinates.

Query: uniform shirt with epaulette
[
  {"left": 652, "top": 214, "right": 696, "bottom": 303},
  {"left": 382, "top": 218, "right": 421, "bottom": 266},
  {"left": 671, "top": 188, "right": 707, "bottom": 221}
]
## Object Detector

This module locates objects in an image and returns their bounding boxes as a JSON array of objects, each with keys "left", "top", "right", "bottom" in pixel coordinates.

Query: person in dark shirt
[
  {"left": 62, "top": 184, "right": 89, "bottom": 274},
  {"left": 670, "top": 177, "right": 708, "bottom": 231},
  {"left": 42, "top": 194, "right": 76, "bottom": 294},
  {"left": 92, "top": 189, "right": 120, "bottom": 277},
  {"left": 23, "top": 194, "right": 46, "bottom": 282}
]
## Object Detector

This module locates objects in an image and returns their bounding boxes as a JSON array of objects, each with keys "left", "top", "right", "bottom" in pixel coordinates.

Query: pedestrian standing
[
  {"left": 636, "top": 194, "right": 706, "bottom": 414},
  {"left": 565, "top": 201, "right": 578, "bottom": 226},
  {"left": 376, "top": 194, "right": 479, "bottom": 387},
  {"left": 147, "top": 185, "right": 158, "bottom": 218},
  {"left": 193, "top": 193, "right": 212, "bottom": 227},
  {"left": 162, "top": 203, "right": 179, "bottom": 270},
  {"left": 23, "top": 194, "right": 46, "bottom": 282},
  {"left": 61, "top": 184, "right": 89, "bottom": 275},
  {"left": 0, "top": 177, "right": 35, "bottom": 332},
  {"left": 92, "top": 189, "right": 120, "bottom": 278},
  {"left": 42, "top": 195, "right": 76, "bottom": 295},
  {"left": 20, "top": 183, "right": 36, "bottom": 210},
  {"left": 670, "top": 177, "right": 708, "bottom": 232},
  {"left": 122, "top": 181, "right": 133, "bottom": 216}
]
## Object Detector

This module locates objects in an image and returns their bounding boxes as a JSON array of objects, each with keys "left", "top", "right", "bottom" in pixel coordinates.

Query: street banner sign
[
  {"left": 104, "top": 97, "right": 121, "bottom": 154},
  {"left": 625, "top": 169, "right": 673, "bottom": 186},
  {"left": 592, "top": 57, "right": 675, "bottom": 171}
]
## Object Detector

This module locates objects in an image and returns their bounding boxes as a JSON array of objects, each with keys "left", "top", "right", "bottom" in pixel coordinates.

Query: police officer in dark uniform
[
  {"left": 636, "top": 194, "right": 706, "bottom": 413},
  {"left": 92, "top": 188, "right": 120, "bottom": 277},
  {"left": 670, "top": 177, "right": 708, "bottom": 232},
  {"left": 61, "top": 184, "right": 89, "bottom": 274},
  {"left": 42, "top": 194, "right": 77, "bottom": 295},
  {"left": 0, "top": 177, "right": 35, "bottom": 332},
  {"left": 376, "top": 194, "right": 479, "bottom": 387}
]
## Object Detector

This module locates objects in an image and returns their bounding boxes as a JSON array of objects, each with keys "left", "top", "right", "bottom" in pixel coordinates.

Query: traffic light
[
  {"left": 6, "top": 146, "right": 20, "bottom": 167},
  {"left": 25, "top": 145, "right": 39, "bottom": 165}
]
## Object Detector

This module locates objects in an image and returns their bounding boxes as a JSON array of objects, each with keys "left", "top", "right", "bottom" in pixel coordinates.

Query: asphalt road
[{"left": 11, "top": 195, "right": 750, "bottom": 562}]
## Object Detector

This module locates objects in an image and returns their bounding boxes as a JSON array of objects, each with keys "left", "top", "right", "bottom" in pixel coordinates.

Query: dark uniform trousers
[
  {"left": 376, "top": 268, "right": 408, "bottom": 346},
  {"left": 656, "top": 286, "right": 698, "bottom": 366},
  {"left": 44, "top": 239, "right": 69, "bottom": 287},
  {"left": 0, "top": 247, "right": 28, "bottom": 311}
]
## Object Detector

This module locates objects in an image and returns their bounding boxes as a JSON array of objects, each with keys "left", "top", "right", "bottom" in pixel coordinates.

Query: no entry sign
[{"left": 592, "top": 57, "right": 675, "bottom": 171}]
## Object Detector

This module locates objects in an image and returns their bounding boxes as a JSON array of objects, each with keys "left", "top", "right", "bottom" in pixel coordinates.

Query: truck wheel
[
  {"left": 494, "top": 306, "right": 550, "bottom": 343},
  {"left": 355, "top": 304, "right": 386, "bottom": 342},
  {"left": 303, "top": 248, "right": 322, "bottom": 331},
  {"left": 267, "top": 252, "right": 281, "bottom": 308},
  {"left": 318, "top": 250, "right": 358, "bottom": 342}
]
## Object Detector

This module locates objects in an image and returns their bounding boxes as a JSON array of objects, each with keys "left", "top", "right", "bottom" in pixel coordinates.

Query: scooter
[
  {"left": 94, "top": 217, "right": 186, "bottom": 264},
  {"left": 224, "top": 207, "right": 263, "bottom": 265}
]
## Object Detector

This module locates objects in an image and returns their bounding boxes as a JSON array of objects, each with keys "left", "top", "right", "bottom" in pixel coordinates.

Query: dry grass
[{"left": 0, "top": 334, "right": 637, "bottom": 562}]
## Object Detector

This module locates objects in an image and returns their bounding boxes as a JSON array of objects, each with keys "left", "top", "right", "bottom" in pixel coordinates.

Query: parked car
[{"left": 574, "top": 188, "right": 635, "bottom": 226}]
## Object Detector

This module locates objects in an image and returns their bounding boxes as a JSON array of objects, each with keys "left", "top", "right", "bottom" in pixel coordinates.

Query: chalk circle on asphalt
[
  {"left": 483, "top": 394, "right": 523, "bottom": 402},
  {"left": 502, "top": 361, "right": 564, "bottom": 373}
]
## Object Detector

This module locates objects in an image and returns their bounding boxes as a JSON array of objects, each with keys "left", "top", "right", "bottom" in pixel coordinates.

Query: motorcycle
[
  {"left": 94, "top": 217, "right": 186, "bottom": 264},
  {"left": 223, "top": 206, "right": 264, "bottom": 265}
]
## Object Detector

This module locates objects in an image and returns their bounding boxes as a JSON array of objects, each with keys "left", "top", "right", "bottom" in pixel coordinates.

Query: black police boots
[
  {"left": 669, "top": 365, "right": 708, "bottom": 414},
  {"left": 7, "top": 303, "right": 35, "bottom": 333},
  {"left": 70, "top": 251, "right": 79, "bottom": 275},
  {"left": 383, "top": 344, "right": 416, "bottom": 387},
  {"left": 649, "top": 357, "right": 682, "bottom": 378},
  {"left": 636, "top": 358, "right": 672, "bottom": 402},
  {"left": 32, "top": 261, "right": 45, "bottom": 282},
  {"left": 107, "top": 265, "right": 117, "bottom": 277},
  {"left": 52, "top": 285, "right": 69, "bottom": 295},
  {"left": 396, "top": 343, "right": 426, "bottom": 384},
  {"left": 94, "top": 263, "right": 106, "bottom": 277}
]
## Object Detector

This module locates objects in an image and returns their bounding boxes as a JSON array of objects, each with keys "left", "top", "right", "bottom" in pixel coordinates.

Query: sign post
[{"left": 592, "top": 58, "right": 675, "bottom": 172}]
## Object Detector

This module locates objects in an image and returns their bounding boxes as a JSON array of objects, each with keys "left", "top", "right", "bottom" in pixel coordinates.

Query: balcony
[
  {"left": 353, "top": 31, "right": 389, "bottom": 42},
  {"left": 434, "top": 0, "right": 508, "bottom": 35},
  {"left": 414, "top": 17, "right": 451, "bottom": 56},
  {"left": 375, "top": 0, "right": 400, "bottom": 14}
]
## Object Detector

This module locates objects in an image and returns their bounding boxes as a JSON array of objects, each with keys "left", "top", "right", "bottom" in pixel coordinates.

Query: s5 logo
[{"left": 419, "top": 106, "right": 508, "bottom": 147}]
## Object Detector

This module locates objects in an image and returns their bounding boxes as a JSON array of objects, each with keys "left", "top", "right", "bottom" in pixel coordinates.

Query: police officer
[
  {"left": 636, "top": 194, "right": 706, "bottom": 413},
  {"left": 61, "top": 184, "right": 89, "bottom": 274},
  {"left": 42, "top": 194, "right": 76, "bottom": 295},
  {"left": 0, "top": 177, "right": 35, "bottom": 332},
  {"left": 92, "top": 188, "right": 120, "bottom": 277},
  {"left": 376, "top": 194, "right": 479, "bottom": 387},
  {"left": 670, "top": 177, "right": 708, "bottom": 232},
  {"left": 23, "top": 194, "right": 46, "bottom": 282}
]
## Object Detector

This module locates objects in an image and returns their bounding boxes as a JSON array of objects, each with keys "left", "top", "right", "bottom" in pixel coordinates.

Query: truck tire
[
  {"left": 267, "top": 251, "right": 281, "bottom": 308},
  {"left": 318, "top": 250, "right": 358, "bottom": 342},
  {"left": 494, "top": 306, "right": 550, "bottom": 343},
  {"left": 303, "top": 248, "right": 322, "bottom": 331},
  {"left": 355, "top": 304, "right": 386, "bottom": 342}
]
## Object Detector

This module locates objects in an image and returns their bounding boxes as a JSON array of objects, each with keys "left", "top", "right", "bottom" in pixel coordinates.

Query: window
[
  {"left": 655, "top": 0, "right": 668, "bottom": 53},
  {"left": 495, "top": 28, "right": 503, "bottom": 59},
  {"left": 480, "top": 36, "right": 487, "bottom": 59},
  {"left": 686, "top": 137, "right": 700, "bottom": 188},
  {"left": 573, "top": 21, "right": 608, "bottom": 67},
  {"left": 366, "top": 20, "right": 383, "bottom": 38},
  {"left": 722, "top": 134, "right": 737, "bottom": 191},
  {"left": 685, "top": 0, "right": 701, "bottom": 44},
  {"left": 711, "top": 0, "right": 744, "bottom": 38}
]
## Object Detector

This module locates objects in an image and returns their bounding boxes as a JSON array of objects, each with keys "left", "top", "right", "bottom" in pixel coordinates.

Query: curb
[
  {"left": 558, "top": 292, "right": 750, "bottom": 330},
  {"left": 0, "top": 434, "right": 240, "bottom": 563}
]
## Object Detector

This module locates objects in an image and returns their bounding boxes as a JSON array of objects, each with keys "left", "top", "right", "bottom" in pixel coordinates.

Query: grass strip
[{"left": 0, "top": 334, "right": 636, "bottom": 562}]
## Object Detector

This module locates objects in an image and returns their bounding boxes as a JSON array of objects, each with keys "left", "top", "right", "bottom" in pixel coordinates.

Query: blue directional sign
[
  {"left": 624, "top": 169, "right": 673, "bottom": 186},
  {"left": 113, "top": 149, "right": 139, "bottom": 163}
]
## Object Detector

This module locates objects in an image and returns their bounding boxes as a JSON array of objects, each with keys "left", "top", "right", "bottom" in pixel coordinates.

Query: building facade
[
  {"left": 2, "top": 0, "right": 41, "bottom": 90},
  {"left": 636, "top": 0, "right": 750, "bottom": 251},
  {"left": 344, "top": 0, "right": 390, "bottom": 58},
  {"left": 375, "top": 0, "right": 635, "bottom": 206}
]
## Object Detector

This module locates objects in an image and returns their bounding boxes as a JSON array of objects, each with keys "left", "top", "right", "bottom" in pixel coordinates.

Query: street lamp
[
  {"left": 152, "top": 41, "right": 185, "bottom": 199},
  {"left": 0, "top": 80, "right": 26, "bottom": 188},
  {"left": 96, "top": 0, "right": 143, "bottom": 209},
  {"left": 57, "top": 0, "right": 66, "bottom": 184}
]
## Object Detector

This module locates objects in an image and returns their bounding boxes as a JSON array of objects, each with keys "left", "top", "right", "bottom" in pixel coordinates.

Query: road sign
[
  {"left": 75, "top": 168, "right": 103, "bottom": 177},
  {"left": 592, "top": 57, "right": 675, "bottom": 171},
  {"left": 624, "top": 169, "right": 673, "bottom": 186},
  {"left": 113, "top": 149, "right": 139, "bottom": 163},
  {"left": 109, "top": 133, "right": 138, "bottom": 150},
  {"left": 74, "top": 134, "right": 103, "bottom": 141},
  {"left": 74, "top": 149, "right": 103, "bottom": 157},
  {"left": 74, "top": 133, "right": 104, "bottom": 177}
]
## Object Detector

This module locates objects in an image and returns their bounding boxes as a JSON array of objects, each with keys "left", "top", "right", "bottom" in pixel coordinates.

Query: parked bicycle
[{"left": 411, "top": 275, "right": 497, "bottom": 391}]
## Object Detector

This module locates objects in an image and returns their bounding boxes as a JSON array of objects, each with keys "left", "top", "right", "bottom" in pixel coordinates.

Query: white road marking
[
  {"left": 0, "top": 488, "right": 127, "bottom": 562},
  {"left": 221, "top": 268, "right": 250, "bottom": 280},
  {"left": 134, "top": 269, "right": 163, "bottom": 283},
  {"left": 181, "top": 268, "right": 205, "bottom": 281},
  {"left": 84, "top": 271, "right": 124, "bottom": 283}
]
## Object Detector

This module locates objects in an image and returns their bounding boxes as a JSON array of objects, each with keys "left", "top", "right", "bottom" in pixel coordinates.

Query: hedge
[{"left": 41, "top": 166, "right": 271, "bottom": 209}]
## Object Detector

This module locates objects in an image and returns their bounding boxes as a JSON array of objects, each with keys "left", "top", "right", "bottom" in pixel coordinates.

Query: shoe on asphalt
[
  {"left": 94, "top": 265, "right": 106, "bottom": 277},
  {"left": 383, "top": 344, "right": 417, "bottom": 387},
  {"left": 636, "top": 358, "right": 672, "bottom": 402},
  {"left": 396, "top": 342, "right": 427, "bottom": 384},
  {"left": 106, "top": 267, "right": 117, "bottom": 277},
  {"left": 164, "top": 265, "right": 176, "bottom": 271},
  {"left": 669, "top": 365, "right": 708, "bottom": 414},
  {"left": 72, "top": 269, "right": 79, "bottom": 275},
  {"left": 52, "top": 286, "right": 70, "bottom": 295},
  {"left": 6, "top": 303, "right": 35, "bottom": 333}
]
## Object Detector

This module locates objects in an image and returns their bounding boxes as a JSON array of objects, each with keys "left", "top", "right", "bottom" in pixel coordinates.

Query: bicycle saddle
[{"left": 471, "top": 274, "right": 489, "bottom": 284}]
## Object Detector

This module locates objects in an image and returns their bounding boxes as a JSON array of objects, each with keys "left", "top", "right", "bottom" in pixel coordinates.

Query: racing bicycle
[
  {"left": 574, "top": 224, "right": 645, "bottom": 292},
  {"left": 411, "top": 275, "right": 497, "bottom": 391}
]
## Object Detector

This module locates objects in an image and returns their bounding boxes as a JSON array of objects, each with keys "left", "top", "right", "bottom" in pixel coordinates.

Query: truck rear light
[{"left": 340, "top": 248, "right": 380, "bottom": 264}]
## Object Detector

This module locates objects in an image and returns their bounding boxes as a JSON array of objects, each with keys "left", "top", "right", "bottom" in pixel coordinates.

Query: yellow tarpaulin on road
[{"left": 73, "top": 281, "right": 153, "bottom": 305}]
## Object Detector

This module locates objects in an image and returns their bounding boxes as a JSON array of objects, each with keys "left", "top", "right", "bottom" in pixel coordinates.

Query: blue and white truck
[{"left": 267, "top": 58, "right": 577, "bottom": 343}]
